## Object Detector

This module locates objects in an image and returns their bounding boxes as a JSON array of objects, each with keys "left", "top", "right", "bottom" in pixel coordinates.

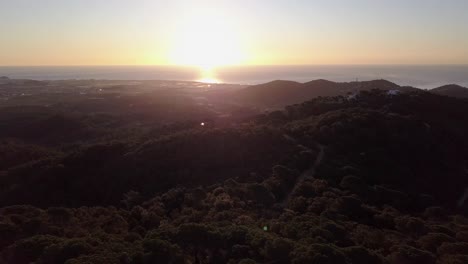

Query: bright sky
[{"left": 1, "top": 0, "right": 468, "bottom": 66}]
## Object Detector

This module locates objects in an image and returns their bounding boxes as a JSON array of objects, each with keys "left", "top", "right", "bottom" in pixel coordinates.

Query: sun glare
[
  {"left": 197, "top": 67, "right": 219, "bottom": 83},
  {"left": 169, "top": 11, "right": 245, "bottom": 72}
]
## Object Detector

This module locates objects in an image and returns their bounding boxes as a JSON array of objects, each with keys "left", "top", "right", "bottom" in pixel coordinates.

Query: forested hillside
[{"left": 1, "top": 80, "right": 468, "bottom": 263}]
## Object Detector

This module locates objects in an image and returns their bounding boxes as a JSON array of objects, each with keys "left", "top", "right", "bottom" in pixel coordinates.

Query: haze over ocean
[{"left": 1, "top": 65, "right": 468, "bottom": 89}]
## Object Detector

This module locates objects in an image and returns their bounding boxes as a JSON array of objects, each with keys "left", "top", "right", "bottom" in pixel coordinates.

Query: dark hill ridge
[
  {"left": 431, "top": 84, "right": 468, "bottom": 98},
  {"left": 234, "top": 80, "right": 302, "bottom": 106},
  {"left": 236, "top": 79, "right": 419, "bottom": 107}
]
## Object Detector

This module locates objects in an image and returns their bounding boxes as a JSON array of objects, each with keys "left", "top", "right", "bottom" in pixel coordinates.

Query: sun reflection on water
[{"left": 197, "top": 67, "right": 220, "bottom": 84}]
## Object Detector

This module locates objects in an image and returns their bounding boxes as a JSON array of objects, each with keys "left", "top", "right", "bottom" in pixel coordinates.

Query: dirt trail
[{"left": 281, "top": 134, "right": 325, "bottom": 207}]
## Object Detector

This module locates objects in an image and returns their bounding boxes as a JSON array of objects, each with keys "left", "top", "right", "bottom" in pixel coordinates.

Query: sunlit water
[{"left": 1, "top": 65, "right": 468, "bottom": 88}]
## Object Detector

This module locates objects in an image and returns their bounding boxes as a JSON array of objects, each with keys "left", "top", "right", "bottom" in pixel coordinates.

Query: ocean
[{"left": 1, "top": 65, "right": 467, "bottom": 89}]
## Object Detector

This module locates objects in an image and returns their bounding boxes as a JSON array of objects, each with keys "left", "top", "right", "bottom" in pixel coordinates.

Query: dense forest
[{"left": 1, "top": 79, "right": 468, "bottom": 263}]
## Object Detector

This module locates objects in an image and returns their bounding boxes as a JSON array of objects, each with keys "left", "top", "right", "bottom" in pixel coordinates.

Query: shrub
[
  {"left": 417, "top": 233, "right": 455, "bottom": 252},
  {"left": 102, "top": 215, "right": 128, "bottom": 234},
  {"left": 294, "top": 180, "right": 317, "bottom": 198},
  {"left": 387, "top": 245, "right": 435, "bottom": 264},
  {"left": 292, "top": 243, "right": 347, "bottom": 264},
  {"left": 212, "top": 187, "right": 226, "bottom": 196},
  {"left": 234, "top": 215, "right": 255, "bottom": 226},
  {"left": 373, "top": 213, "right": 395, "bottom": 229},
  {"left": 21, "top": 217, "right": 43, "bottom": 236},
  {"left": 248, "top": 184, "right": 275, "bottom": 206},
  {"left": 231, "top": 244, "right": 251, "bottom": 259},
  {"left": 311, "top": 179, "right": 329, "bottom": 194},
  {"left": 0, "top": 222, "right": 18, "bottom": 249},
  {"left": 176, "top": 223, "right": 223, "bottom": 248},
  {"left": 453, "top": 215, "right": 468, "bottom": 226},
  {"left": 423, "top": 206, "right": 447, "bottom": 220},
  {"left": 238, "top": 259, "right": 257, "bottom": 264},
  {"left": 332, "top": 196, "right": 363, "bottom": 216},
  {"left": 351, "top": 225, "right": 389, "bottom": 250},
  {"left": 437, "top": 242, "right": 468, "bottom": 256},
  {"left": 290, "top": 197, "right": 308, "bottom": 213},
  {"left": 214, "top": 194, "right": 233, "bottom": 211},
  {"left": 429, "top": 225, "right": 455, "bottom": 237},
  {"left": 142, "top": 238, "right": 185, "bottom": 264},
  {"left": 307, "top": 197, "right": 328, "bottom": 214},
  {"left": 124, "top": 232, "right": 142, "bottom": 243},
  {"left": 122, "top": 190, "right": 143, "bottom": 209},
  {"left": 395, "top": 216, "right": 428, "bottom": 236},
  {"left": 437, "top": 254, "right": 468, "bottom": 264},
  {"left": 310, "top": 228, "right": 335, "bottom": 242},
  {"left": 5, "top": 235, "right": 62, "bottom": 263},
  {"left": 343, "top": 246, "right": 383, "bottom": 264},
  {"left": 48, "top": 239, "right": 93, "bottom": 263},
  {"left": 321, "top": 221, "right": 347, "bottom": 242},
  {"left": 141, "top": 212, "right": 161, "bottom": 229},
  {"left": 192, "top": 187, "right": 207, "bottom": 201},
  {"left": 265, "top": 238, "right": 294, "bottom": 262},
  {"left": 456, "top": 231, "right": 468, "bottom": 242}
]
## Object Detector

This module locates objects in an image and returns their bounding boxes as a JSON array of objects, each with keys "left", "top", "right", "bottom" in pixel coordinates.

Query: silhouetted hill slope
[
  {"left": 236, "top": 79, "right": 419, "bottom": 107},
  {"left": 431, "top": 84, "right": 468, "bottom": 98},
  {"left": 235, "top": 80, "right": 302, "bottom": 106}
]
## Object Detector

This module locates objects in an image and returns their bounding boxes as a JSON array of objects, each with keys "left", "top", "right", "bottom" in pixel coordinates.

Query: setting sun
[{"left": 168, "top": 10, "right": 246, "bottom": 70}]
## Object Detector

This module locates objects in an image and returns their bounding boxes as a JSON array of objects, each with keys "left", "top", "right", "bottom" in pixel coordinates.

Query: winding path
[{"left": 280, "top": 134, "right": 325, "bottom": 207}]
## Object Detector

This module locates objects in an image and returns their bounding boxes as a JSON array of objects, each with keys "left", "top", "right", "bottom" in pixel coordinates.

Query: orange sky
[{"left": 1, "top": 0, "right": 468, "bottom": 66}]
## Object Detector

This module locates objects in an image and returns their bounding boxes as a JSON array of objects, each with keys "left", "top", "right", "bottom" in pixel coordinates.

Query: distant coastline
[{"left": 1, "top": 65, "right": 468, "bottom": 89}]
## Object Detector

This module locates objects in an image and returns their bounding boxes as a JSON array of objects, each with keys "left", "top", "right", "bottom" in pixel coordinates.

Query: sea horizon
[{"left": 1, "top": 64, "right": 468, "bottom": 89}]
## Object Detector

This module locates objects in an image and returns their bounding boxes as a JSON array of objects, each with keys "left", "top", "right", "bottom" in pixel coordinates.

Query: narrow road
[{"left": 280, "top": 134, "right": 325, "bottom": 207}]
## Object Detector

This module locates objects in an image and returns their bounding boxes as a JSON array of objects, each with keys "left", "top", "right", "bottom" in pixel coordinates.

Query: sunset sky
[{"left": 1, "top": 0, "right": 467, "bottom": 66}]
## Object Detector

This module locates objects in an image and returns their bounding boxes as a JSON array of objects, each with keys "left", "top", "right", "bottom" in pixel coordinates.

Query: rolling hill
[
  {"left": 235, "top": 79, "right": 420, "bottom": 108},
  {"left": 431, "top": 84, "right": 468, "bottom": 99}
]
